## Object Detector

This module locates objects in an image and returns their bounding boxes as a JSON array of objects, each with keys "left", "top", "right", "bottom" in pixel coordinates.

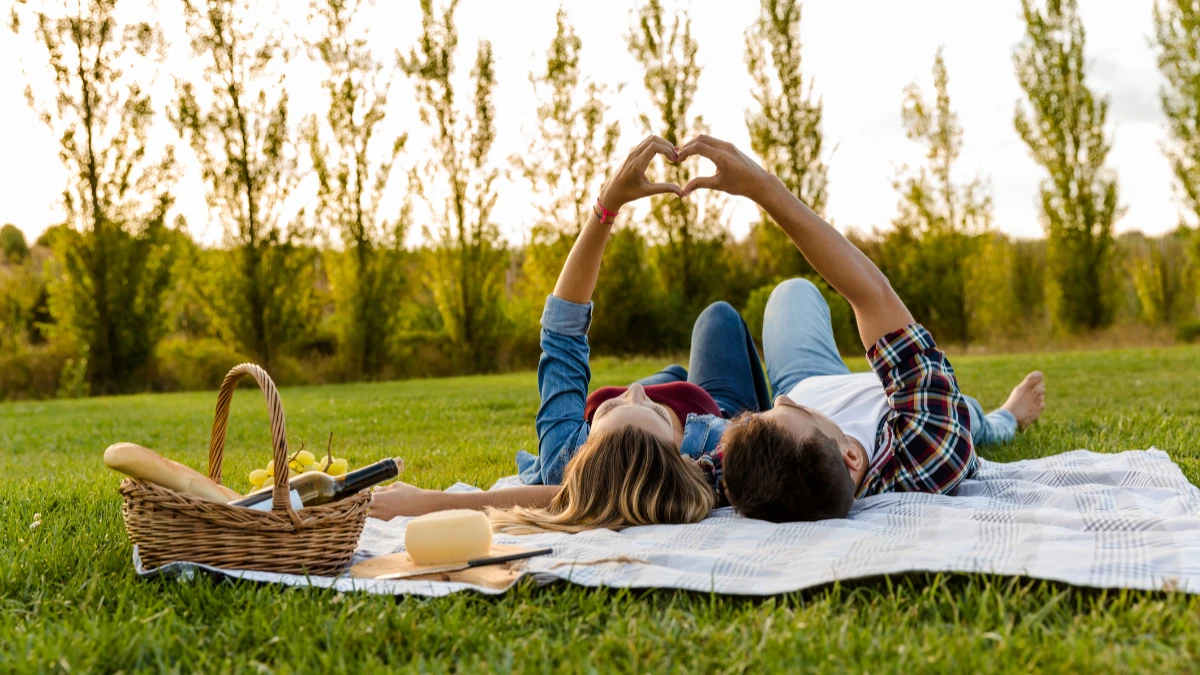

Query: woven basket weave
[{"left": 118, "top": 363, "right": 369, "bottom": 576}]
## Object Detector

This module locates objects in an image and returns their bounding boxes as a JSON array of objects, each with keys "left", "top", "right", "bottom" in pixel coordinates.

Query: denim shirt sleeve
[{"left": 517, "top": 295, "right": 594, "bottom": 485}]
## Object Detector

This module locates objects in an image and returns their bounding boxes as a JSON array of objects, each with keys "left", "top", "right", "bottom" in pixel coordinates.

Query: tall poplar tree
[
  {"left": 628, "top": 0, "right": 728, "bottom": 319},
  {"left": 403, "top": 0, "right": 507, "bottom": 373},
  {"left": 10, "top": 0, "right": 175, "bottom": 395},
  {"left": 306, "top": 0, "right": 409, "bottom": 379},
  {"left": 174, "top": 0, "right": 314, "bottom": 370},
  {"left": 1013, "top": 0, "right": 1120, "bottom": 331},
  {"left": 744, "top": 0, "right": 826, "bottom": 281},
  {"left": 1154, "top": 0, "right": 1200, "bottom": 306},
  {"left": 885, "top": 48, "right": 992, "bottom": 344},
  {"left": 510, "top": 5, "right": 620, "bottom": 338}
]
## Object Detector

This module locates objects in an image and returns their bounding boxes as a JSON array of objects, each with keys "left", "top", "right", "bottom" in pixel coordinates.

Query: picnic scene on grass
[{"left": 5, "top": 0, "right": 1200, "bottom": 671}]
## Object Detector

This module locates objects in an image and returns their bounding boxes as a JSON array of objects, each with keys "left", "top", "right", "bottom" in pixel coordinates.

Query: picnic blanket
[{"left": 136, "top": 449, "right": 1200, "bottom": 597}]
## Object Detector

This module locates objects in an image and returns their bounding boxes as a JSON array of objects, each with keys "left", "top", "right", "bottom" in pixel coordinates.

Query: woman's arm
[
  {"left": 369, "top": 482, "right": 561, "bottom": 520},
  {"left": 552, "top": 135, "right": 681, "bottom": 303},
  {"left": 676, "top": 135, "right": 914, "bottom": 349}
]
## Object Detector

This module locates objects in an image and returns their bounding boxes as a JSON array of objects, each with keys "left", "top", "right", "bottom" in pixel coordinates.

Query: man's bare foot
[{"left": 1001, "top": 371, "right": 1046, "bottom": 431}]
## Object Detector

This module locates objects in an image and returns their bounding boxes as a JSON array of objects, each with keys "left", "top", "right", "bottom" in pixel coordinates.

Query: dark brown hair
[{"left": 721, "top": 414, "right": 855, "bottom": 523}]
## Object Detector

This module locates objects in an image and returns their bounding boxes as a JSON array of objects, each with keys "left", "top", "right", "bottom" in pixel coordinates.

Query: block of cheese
[{"left": 404, "top": 509, "right": 493, "bottom": 565}]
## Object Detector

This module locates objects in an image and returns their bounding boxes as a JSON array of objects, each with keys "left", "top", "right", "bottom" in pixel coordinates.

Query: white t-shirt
[{"left": 784, "top": 373, "right": 891, "bottom": 465}]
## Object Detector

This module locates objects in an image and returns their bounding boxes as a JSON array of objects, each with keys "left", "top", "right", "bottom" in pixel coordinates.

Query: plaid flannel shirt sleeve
[{"left": 857, "top": 323, "right": 976, "bottom": 498}]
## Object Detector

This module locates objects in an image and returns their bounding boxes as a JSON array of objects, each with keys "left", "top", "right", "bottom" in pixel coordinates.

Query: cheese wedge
[{"left": 404, "top": 509, "right": 493, "bottom": 565}]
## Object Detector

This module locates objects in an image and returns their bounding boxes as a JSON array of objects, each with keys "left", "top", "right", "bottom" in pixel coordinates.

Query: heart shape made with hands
[{"left": 604, "top": 134, "right": 745, "bottom": 207}]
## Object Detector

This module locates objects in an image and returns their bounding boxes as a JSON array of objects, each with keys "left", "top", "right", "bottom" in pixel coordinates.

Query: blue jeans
[
  {"left": 636, "top": 302, "right": 772, "bottom": 418},
  {"left": 761, "top": 278, "right": 1017, "bottom": 447}
]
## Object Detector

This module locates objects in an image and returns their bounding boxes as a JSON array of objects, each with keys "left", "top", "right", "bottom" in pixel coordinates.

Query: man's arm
[{"left": 676, "top": 136, "right": 913, "bottom": 350}]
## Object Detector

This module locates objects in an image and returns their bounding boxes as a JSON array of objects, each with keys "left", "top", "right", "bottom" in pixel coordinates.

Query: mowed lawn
[{"left": 3, "top": 347, "right": 1200, "bottom": 673}]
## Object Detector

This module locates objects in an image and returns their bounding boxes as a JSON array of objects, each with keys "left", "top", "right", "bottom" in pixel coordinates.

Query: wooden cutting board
[{"left": 349, "top": 544, "right": 530, "bottom": 590}]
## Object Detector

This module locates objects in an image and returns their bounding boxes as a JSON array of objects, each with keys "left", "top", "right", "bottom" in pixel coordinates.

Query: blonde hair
[{"left": 489, "top": 426, "right": 716, "bottom": 535}]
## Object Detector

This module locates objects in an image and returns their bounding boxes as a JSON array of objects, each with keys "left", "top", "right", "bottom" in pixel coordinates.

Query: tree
[
  {"left": 628, "top": 0, "right": 728, "bottom": 319},
  {"left": 174, "top": 0, "right": 315, "bottom": 370},
  {"left": 10, "top": 0, "right": 176, "bottom": 395},
  {"left": 1, "top": 224, "right": 29, "bottom": 262},
  {"left": 402, "top": 0, "right": 507, "bottom": 374},
  {"left": 305, "top": 0, "right": 410, "bottom": 379},
  {"left": 1128, "top": 230, "right": 1196, "bottom": 326},
  {"left": 1153, "top": 0, "right": 1200, "bottom": 307},
  {"left": 744, "top": 0, "right": 827, "bottom": 282},
  {"left": 886, "top": 48, "right": 991, "bottom": 344},
  {"left": 510, "top": 5, "right": 622, "bottom": 343},
  {"left": 1014, "top": 0, "right": 1120, "bottom": 331},
  {"left": 1154, "top": 0, "right": 1200, "bottom": 229}
]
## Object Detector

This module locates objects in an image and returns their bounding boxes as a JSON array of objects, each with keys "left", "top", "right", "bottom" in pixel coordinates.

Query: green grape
[
  {"left": 294, "top": 450, "right": 316, "bottom": 466},
  {"left": 265, "top": 462, "right": 275, "bottom": 477},
  {"left": 248, "top": 469, "right": 268, "bottom": 487},
  {"left": 327, "top": 458, "right": 349, "bottom": 476}
]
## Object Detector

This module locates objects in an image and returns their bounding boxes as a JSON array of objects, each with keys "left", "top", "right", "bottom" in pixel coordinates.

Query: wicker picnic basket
[{"left": 118, "top": 363, "right": 370, "bottom": 576}]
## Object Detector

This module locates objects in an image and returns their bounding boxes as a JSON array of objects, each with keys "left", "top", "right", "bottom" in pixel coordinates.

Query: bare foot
[{"left": 1001, "top": 371, "right": 1046, "bottom": 431}]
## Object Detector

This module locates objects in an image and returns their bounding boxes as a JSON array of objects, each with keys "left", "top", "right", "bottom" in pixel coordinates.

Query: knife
[{"left": 374, "top": 548, "right": 554, "bottom": 581}]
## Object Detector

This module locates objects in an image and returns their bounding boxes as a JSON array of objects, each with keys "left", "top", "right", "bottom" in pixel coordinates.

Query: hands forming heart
[{"left": 598, "top": 134, "right": 774, "bottom": 213}]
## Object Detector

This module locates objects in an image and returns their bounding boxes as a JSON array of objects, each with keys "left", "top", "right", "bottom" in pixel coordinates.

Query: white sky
[{"left": 0, "top": 0, "right": 1187, "bottom": 246}]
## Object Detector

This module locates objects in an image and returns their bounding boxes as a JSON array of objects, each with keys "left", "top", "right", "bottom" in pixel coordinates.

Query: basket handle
[{"left": 208, "top": 363, "right": 297, "bottom": 518}]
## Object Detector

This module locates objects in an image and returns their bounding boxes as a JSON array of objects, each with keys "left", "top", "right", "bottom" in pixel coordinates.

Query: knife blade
[{"left": 374, "top": 548, "right": 553, "bottom": 581}]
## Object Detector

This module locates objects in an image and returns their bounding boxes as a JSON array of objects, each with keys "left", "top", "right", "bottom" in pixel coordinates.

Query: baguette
[{"left": 104, "top": 442, "right": 242, "bottom": 503}]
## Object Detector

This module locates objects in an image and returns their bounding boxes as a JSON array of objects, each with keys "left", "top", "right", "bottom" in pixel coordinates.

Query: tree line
[{"left": 1, "top": 0, "right": 1199, "bottom": 399}]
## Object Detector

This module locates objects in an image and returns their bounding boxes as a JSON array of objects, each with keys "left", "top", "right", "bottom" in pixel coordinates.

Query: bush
[
  {"left": 742, "top": 277, "right": 858, "bottom": 354},
  {"left": 1177, "top": 320, "right": 1200, "bottom": 344},
  {"left": 148, "top": 337, "right": 253, "bottom": 392},
  {"left": 0, "top": 340, "right": 80, "bottom": 400}
]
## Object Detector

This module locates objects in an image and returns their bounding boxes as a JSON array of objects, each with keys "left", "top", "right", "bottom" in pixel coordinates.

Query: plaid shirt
[{"left": 857, "top": 323, "right": 976, "bottom": 498}]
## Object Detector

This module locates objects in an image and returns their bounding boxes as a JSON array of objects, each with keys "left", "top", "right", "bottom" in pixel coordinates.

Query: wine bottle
[{"left": 231, "top": 457, "right": 401, "bottom": 511}]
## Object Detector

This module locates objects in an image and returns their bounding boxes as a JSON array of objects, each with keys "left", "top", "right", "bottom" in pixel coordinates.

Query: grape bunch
[{"left": 247, "top": 448, "right": 349, "bottom": 492}]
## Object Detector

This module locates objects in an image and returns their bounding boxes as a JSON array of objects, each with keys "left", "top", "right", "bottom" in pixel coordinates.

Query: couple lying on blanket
[{"left": 370, "top": 134, "right": 1046, "bottom": 532}]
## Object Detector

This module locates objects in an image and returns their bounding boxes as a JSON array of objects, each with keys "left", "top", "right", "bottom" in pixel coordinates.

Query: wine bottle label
[{"left": 246, "top": 489, "right": 305, "bottom": 512}]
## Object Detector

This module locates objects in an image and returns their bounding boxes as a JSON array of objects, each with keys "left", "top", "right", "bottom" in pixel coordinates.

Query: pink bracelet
[{"left": 594, "top": 198, "right": 618, "bottom": 224}]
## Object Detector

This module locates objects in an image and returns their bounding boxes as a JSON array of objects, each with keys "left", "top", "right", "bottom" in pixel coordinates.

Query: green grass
[{"left": 2, "top": 348, "right": 1200, "bottom": 673}]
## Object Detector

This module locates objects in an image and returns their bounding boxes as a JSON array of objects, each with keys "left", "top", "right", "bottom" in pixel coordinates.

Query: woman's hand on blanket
[
  {"left": 369, "top": 481, "right": 442, "bottom": 521},
  {"left": 598, "top": 135, "right": 683, "bottom": 211},
  {"left": 675, "top": 135, "right": 778, "bottom": 202}
]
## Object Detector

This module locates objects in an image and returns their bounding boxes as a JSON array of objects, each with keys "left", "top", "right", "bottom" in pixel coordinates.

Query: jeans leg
[
  {"left": 687, "top": 301, "right": 771, "bottom": 417},
  {"left": 762, "top": 278, "right": 851, "bottom": 397},
  {"left": 964, "top": 394, "right": 1018, "bottom": 447},
  {"left": 634, "top": 364, "right": 688, "bottom": 386}
]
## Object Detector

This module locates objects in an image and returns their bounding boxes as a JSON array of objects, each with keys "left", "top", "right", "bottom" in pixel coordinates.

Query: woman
[{"left": 369, "top": 135, "right": 769, "bottom": 531}]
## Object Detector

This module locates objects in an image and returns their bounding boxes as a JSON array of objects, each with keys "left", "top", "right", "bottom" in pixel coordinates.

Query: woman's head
[
  {"left": 489, "top": 424, "right": 715, "bottom": 534},
  {"left": 589, "top": 383, "right": 678, "bottom": 446}
]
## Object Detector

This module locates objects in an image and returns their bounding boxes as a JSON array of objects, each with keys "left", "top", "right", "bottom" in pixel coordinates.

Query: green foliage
[
  {"left": 744, "top": 0, "right": 826, "bottom": 282},
  {"left": 149, "top": 335, "right": 253, "bottom": 392},
  {"left": 742, "top": 277, "right": 856, "bottom": 354},
  {"left": 589, "top": 227, "right": 671, "bottom": 354},
  {"left": 1128, "top": 230, "right": 1197, "bottom": 326},
  {"left": 1154, "top": 0, "right": 1200, "bottom": 229},
  {"left": 403, "top": 0, "right": 508, "bottom": 374},
  {"left": 883, "top": 48, "right": 991, "bottom": 345},
  {"left": 1014, "top": 0, "right": 1120, "bottom": 332},
  {"left": 0, "top": 224, "right": 28, "bottom": 262},
  {"left": 306, "top": 0, "right": 410, "bottom": 380},
  {"left": 5, "top": 350, "right": 1200, "bottom": 671},
  {"left": 11, "top": 0, "right": 177, "bottom": 395},
  {"left": 1177, "top": 318, "right": 1200, "bottom": 342},
  {"left": 628, "top": 0, "right": 729, "bottom": 318},
  {"left": 510, "top": 6, "right": 621, "bottom": 350},
  {"left": 173, "top": 0, "right": 316, "bottom": 370}
]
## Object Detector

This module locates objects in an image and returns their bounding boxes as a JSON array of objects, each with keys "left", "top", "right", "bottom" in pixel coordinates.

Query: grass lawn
[{"left": 3, "top": 347, "right": 1200, "bottom": 673}]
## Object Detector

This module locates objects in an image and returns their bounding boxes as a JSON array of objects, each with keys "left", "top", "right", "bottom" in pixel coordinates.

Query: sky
[{"left": 0, "top": 0, "right": 1187, "bottom": 247}]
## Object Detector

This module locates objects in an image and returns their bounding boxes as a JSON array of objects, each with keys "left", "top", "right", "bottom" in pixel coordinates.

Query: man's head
[{"left": 721, "top": 395, "right": 868, "bottom": 522}]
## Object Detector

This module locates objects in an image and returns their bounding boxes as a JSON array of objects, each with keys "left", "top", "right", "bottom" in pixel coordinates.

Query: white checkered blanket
[{"left": 136, "top": 449, "right": 1200, "bottom": 597}]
